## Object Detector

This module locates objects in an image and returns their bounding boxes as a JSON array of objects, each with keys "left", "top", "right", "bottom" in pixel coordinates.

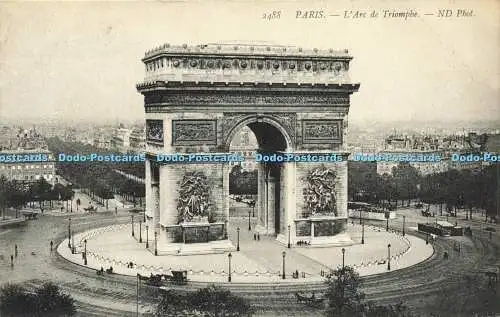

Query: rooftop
[{"left": 143, "top": 43, "right": 351, "bottom": 60}]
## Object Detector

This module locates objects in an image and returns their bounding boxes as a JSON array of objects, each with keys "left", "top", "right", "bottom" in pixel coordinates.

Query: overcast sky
[{"left": 0, "top": 0, "right": 498, "bottom": 124}]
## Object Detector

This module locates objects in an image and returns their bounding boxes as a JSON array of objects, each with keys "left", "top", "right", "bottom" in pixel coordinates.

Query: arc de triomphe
[{"left": 136, "top": 43, "right": 360, "bottom": 254}]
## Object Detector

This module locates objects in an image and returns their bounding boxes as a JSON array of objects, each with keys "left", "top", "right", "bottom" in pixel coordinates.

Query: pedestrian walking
[
  {"left": 257, "top": 233, "right": 260, "bottom": 241},
  {"left": 115, "top": 206, "right": 118, "bottom": 215},
  {"left": 254, "top": 233, "right": 256, "bottom": 240},
  {"left": 50, "top": 241, "right": 53, "bottom": 251},
  {"left": 14, "top": 244, "right": 17, "bottom": 257},
  {"left": 10, "top": 255, "right": 13, "bottom": 267}
]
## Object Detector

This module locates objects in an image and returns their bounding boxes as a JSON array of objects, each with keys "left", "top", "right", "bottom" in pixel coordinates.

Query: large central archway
[
  {"left": 225, "top": 118, "right": 292, "bottom": 238},
  {"left": 137, "top": 43, "right": 360, "bottom": 253}
]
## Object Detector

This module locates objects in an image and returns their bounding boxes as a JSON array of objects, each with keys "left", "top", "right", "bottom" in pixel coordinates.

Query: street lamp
[
  {"left": 139, "top": 220, "right": 142, "bottom": 243},
  {"left": 68, "top": 218, "right": 72, "bottom": 249},
  {"left": 426, "top": 233, "right": 429, "bottom": 245},
  {"left": 131, "top": 215, "right": 135, "bottom": 237},
  {"left": 361, "top": 218, "right": 365, "bottom": 244},
  {"left": 224, "top": 220, "right": 228, "bottom": 239},
  {"left": 387, "top": 244, "right": 391, "bottom": 271},
  {"left": 386, "top": 217, "right": 389, "bottom": 232},
  {"left": 228, "top": 253, "right": 232, "bottom": 282},
  {"left": 71, "top": 232, "right": 75, "bottom": 254},
  {"left": 402, "top": 215, "right": 406, "bottom": 237},
  {"left": 84, "top": 239, "right": 87, "bottom": 265},
  {"left": 143, "top": 209, "right": 146, "bottom": 222},
  {"left": 341, "top": 248, "right": 345, "bottom": 269},
  {"left": 248, "top": 210, "right": 251, "bottom": 231},
  {"left": 154, "top": 231, "right": 158, "bottom": 256},
  {"left": 359, "top": 209, "right": 362, "bottom": 225},
  {"left": 236, "top": 227, "right": 240, "bottom": 252},
  {"left": 282, "top": 251, "right": 286, "bottom": 279},
  {"left": 145, "top": 225, "right": 149, "bottom": 248},
  {"left": 287, "top": 225, "right": 291, "bottom": 249}
]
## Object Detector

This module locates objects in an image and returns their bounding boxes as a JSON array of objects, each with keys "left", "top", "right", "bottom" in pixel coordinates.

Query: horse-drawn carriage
[
  {"left": 295, "top": 292, "right": 324, "bottom": 307},
  {"left": 144, "top": 270, "right": 188, "bottom": 286},
  {"left": 421, "top": 208, "right": 432, "bottom": 217},
  {"left": 84, "top": 206, "right": 96, "bottom": 212}
]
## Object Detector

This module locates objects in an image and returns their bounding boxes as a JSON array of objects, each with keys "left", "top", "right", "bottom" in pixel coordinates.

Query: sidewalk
[{"left": 57, "top": 222, "right": 433, "bottom": 283}]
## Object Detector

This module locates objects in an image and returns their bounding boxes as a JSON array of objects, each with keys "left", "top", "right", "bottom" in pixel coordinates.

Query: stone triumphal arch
[{"left": 137, "top": 43, "right": 360, "bottom": 254}]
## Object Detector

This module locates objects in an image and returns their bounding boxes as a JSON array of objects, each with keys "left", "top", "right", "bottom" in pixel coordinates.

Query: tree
[
  {"left": 324, "top": 266, "right": 365, "bottom": 317},
  {"left": 0, "top": 283, "right": 38, "bottom": 317},
  {"left": 36, "top": 282, "right": 76, "bottom": 317},
  {"left": 155, "top": 285, "right": 253, "bottom": 317},
  {"left": 358, "top": 301, "right": 416, "bottom": 317},
  {"left": 0, "top": 282, "right": 75, "bottom": 317},
  {"left": 324, "top": 266, "right": 418, "bottom": 317}
]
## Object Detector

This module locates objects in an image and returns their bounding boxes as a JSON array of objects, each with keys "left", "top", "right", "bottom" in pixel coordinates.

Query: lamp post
[
  {"left": 282, "top": 251, "right": 286, "bottom": 279},
  {"left": 386, "top": 217, "right": 389, "bottom": 232},
  {"left": 224, "top": 220, "right": 228, "bottom": 239},
  {"left": 228, "top": 253, "right": 232, "bottom": 282},
  {"left": 143, "top": 209, "right": 146, "bottom": 222},
  {"left": 359, "top": 209, "right": 362, "bottom": 225},
  {"left": 139, "top": 220, "right": 142, "bottom": 243},
  {"left": 68, "top": 218, "right": 72, "bottom": 249},
  {"left": 84, "top": 239, "right": 87, "bottom": 265},
  {"left": 236, "top": 227, "right": 240, "bottom": 251},
  {"left": 248, "top": 210, "right": 251, "bottom": 231},
  {"left": 154, "top": 231, "right": 158, "bottom": 256},
  {"left": 145, "top": 225, "right": 149, "bottom": 248},
  {"left": 426, "top": 233, "right": 429, "bottom": 245},
  {"left": 361, "top": 218, "right": 365, "bottom": 244},
  {"left": 387, "top": 244, "right": 391, "bottom": 271},
  {"left": 131, "top": 215, "right": 135, "bottom": 237},
  {"left": 402, "top": 215, "right": 406, "bottom": 236},
  {"left": 71, "top": 232, "right": 75, "bottom": 254},
  {"left": 287, "top": 225, "right": 291, "bottom": 249},
  {"left": 341, "top": 248, "right": 345, "bottom": 269}
]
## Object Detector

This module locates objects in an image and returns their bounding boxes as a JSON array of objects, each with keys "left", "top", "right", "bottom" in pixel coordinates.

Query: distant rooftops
[{"left": 143, "top": 43, "right": 351, "bottom": 60}]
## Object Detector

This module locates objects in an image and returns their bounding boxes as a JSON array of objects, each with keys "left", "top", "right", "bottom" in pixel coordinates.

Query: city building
[
  {"left": 129, "top": 127, "right": 146, "bottom": 152},
  {"left": 0, "top": 149, "right": 57, "bottom": 185},
  {"left": 229, "top": 126, "right": 258, "bottom": 171},
  {"left": 111, "top": 126, "right": 133, "bottom": 153}
]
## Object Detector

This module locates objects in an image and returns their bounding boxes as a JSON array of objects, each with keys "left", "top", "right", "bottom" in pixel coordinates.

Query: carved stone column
[
  {"left": 266, "top": 176, "right": 277, "bottom": 235},
  {"left": 159, "top": 165, "right": 178, "bottom": 243},
  {"left": 257, "top": 162, "right": 267, "bottom": 230},
  {"left": 223, "top": 164, "right": 230, "bottom": 235},
  {"left": 283, "top": 161, "right": 297, "bottom": 243},
  {"left": 151, "top": 183, "right": 160, "bottom": 240},
  {"left": 145, "top": 159, "right": 153, "bottom": 227}
]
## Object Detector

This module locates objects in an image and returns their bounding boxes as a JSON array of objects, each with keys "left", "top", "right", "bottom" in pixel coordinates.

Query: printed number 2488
[{"left": 262, "top": 11, "right": 281, "bottom": 20}]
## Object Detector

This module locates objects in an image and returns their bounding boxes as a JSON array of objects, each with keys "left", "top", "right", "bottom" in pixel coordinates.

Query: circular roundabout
[{"left": 58, "top": 222, "right": 434, "bottom": 283}]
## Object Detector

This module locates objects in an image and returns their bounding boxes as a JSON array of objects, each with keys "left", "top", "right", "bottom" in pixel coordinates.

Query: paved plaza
[{"left": 57, "top": 218, "right": 433, "bottom": 283}]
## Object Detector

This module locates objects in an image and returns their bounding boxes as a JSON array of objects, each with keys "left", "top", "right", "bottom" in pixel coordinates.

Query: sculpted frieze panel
[
  {"left": 145, "top": 93, "right": 348, "bottom": 106},
  {"left": 172, "top": 120, "right": 217, "bottom": 145},
  {"left": 146, "top": 119, "right": 164, "bottom": 143},
  {"left": 302, "top": 120, "right": 342, "bottom": 144}
]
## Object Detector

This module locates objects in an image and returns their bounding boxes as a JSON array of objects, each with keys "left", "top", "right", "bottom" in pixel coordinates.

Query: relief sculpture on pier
[
  {"left": 177, "top": 171, "right": 211, "bottom": 223},
  {"left": 303, "top": 166, "right": 337, "bottom": 217}
]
